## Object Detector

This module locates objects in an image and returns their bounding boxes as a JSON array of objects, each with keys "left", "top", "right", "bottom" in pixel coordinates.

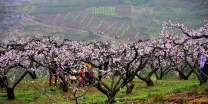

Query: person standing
[
  {"left": 70, "top": 66, "right": 77, "bottom": 84},
  {"left": 87, "top": 68, "right": 95, "bottom": 85},
  {"left": 49, "top": 61, "right": 58, "bottom": 86},
  {"left": 199, "top": 50, "right": 208, "bottom": 77},
  {"left": 78, "top": 67, "right": 86, "bottom": 87}
]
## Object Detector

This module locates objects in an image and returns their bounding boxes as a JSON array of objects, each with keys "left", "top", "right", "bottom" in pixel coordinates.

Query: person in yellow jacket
[
  {"left": 84, "top": 62, "right": 92, "bottom": 70},
  {"left": 84, "top": 62, "right": 95, "bottom": 85}
]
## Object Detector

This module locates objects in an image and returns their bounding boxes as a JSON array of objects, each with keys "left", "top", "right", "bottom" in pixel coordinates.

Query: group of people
[
  {"left": 48, "top": 60, "right": 95, "bottom": 88},
  {"left": 48, "top": 50, "right": 208, "bottom": 87},
  {"left": 78, "top": 62, "right": 95, "bottom": 87}
]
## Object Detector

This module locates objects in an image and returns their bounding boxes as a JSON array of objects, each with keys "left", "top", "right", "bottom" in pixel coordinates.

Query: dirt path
[
  {"left": 167, "top": 91, "right": 208, "bottom": 104},
  {"left": 30, "top": 19, "right": 82, "bottom": 32}
]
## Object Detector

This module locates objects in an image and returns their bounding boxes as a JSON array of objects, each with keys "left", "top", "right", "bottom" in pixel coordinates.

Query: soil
[
  {"left": 166, "top": 91, "right": 208, "bottom": 104},
  {"left": 116, "top": 5, "right": 131, "bottom": 16},
  {"left": 127, "top": 84, "right": 208, "bottom": 104},
  {"left": 80, "top": 13, "right": 92, "bottom": 30},
  {"left": 90, "top": 16, "right": 104, "bottom": 30}
]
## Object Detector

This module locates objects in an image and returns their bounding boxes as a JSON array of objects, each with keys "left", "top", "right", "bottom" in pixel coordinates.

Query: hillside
[{"left": 0, "top": 0, "right": 207, "bottom": 42}]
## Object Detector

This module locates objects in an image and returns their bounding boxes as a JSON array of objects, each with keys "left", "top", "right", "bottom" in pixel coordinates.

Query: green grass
[
  {"left": 162, "top": 8, "right": 175, "bottom": 15},
  {"left": 96, "top": 18, "right": 105, "bottom": 29},
  {"left": 87, "top": 6, "right": 116, "bottom": 16},
  {"left": 73, "top": 11, "right": 82, "bottom": 23},
  {"left": 63, "top": 12, "right": 71, "bottom": 21},
  {"left": 134, "top": 32, "right": 140, "bottom": 39},
  {"left": 80, "top": 13, "right": 88, "bottom": 25},
  {"left": 105, "top": 23, "right": 114, "bottom": 32},
  {"left": 116, "top": 22, "right": 126, "bottom": 35},
  {"left": 120, "top": 25, "right": 131, "bottom": 38},
  {"left": 87, "top": 16, "right": 94, "bottom": 28},
  {"left": 0, "top": 76, "right": 201, "bottom": 104},
  {"left": 53, "top": 14, "right": 60, "bottom": 21},
  {"left": 115, "top": 79, "right": 199, "bottom": 103}
]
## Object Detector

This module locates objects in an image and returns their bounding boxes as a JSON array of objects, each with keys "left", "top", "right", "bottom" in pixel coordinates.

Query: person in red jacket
[
  {"left": 87, "top": 69, "right": 95, "bottom": 85},
  {"left": 78, "top": 67, "right": 86, "bottom": 87}
]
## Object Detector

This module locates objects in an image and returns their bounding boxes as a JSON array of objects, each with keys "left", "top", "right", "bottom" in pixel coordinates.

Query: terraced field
[{"left": 32, "top": 5, "right": 150, "bottom": 41}]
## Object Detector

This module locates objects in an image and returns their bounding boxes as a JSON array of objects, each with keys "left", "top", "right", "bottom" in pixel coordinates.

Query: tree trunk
[
  {"left": 0, "top": 75, "right": 8, "bottom": 88},
  {"left": 98, "top": 65, "right": 103, "bottom": 80},
  {"left": 126, "top": 82, "right": 134, "bottom": 94},
  {"left": 155, "top": 72, "right": 163, "bottom": 80},
  {"left": 62, "top": 82, "right": 69, "bottom": 92},
  {"left": 28, "top": 71, "right": 37, "bottom": 79},
  {"left": 7, "top": 87, "right": 15, "bottom": 99},
  {"left": 183, "top": 76, "right": 189, "bottom": 80},
  {"left": 114, "top": 70, "right": 121, "bottom": 77},
  {"left": 107, "top": 92, "right": 116, "bottom": 104},
  {"left": 154, "top": 72, "right": 159, "bottom": 80},
  {"left": 59, "top": 74, "right": 68, "bottom": 92},
  {"left": 0, "top": 78, "right": 5, "bottom": 88},
  {"left": 95, "top": 83, "right": 116, "bottom": 104},
  {"left": 200, "top": 76, "right": 208, "bottom": 85},
  {"left": 135, "top": 74, "right": 154, "bottom": 86},
  {"left": 145, "top": 78, "right": 154, "bottom": 86},
  {"left": 200, "top": 78, "right": 206, "bottom": 85},
  {"left": 199, "top": 64, "right": 208, "bottom": 85},
  {"left": 159, "top": 74, "right": 163, "bottom": 80}
]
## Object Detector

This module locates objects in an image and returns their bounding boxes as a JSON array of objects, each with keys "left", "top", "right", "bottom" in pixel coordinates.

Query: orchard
[{"left": 0, "top": 21, "right": 208, "bottom": 104}]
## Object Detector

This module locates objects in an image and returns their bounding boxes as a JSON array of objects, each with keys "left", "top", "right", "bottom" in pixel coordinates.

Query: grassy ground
[{"left": 0, "top": 76, "right": 204, "bottom": 104}]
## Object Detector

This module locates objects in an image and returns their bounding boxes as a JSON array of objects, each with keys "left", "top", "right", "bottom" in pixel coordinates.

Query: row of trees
[{"left": 0, "top": 20, "right": 207, "bottom": 103}]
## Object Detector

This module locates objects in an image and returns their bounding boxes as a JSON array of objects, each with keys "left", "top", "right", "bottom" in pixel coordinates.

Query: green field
[
  {"left": 87, "top": 6, "right": 116, "bottom": 16},
  {"left": 0, "top": 76, "right": 203, "bottom": 104}
]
